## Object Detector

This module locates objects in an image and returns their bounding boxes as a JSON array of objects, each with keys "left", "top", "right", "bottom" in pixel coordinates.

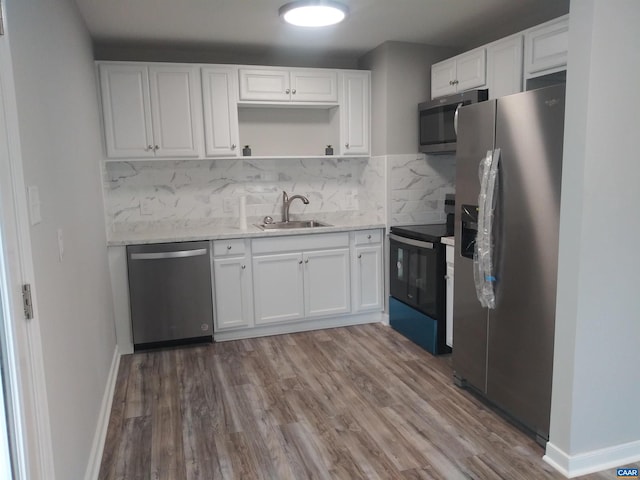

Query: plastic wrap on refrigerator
[{"left": 474, "top": 148, "right": 500, "bottom": 309}]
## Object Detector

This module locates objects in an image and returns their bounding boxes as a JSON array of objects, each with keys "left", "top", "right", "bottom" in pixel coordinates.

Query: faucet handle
[{"left": 282, "top": 190, "right": 289, "bottom": 202}]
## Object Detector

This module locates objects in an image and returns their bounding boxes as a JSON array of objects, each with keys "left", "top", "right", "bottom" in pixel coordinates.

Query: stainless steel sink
[{"left": 256, "top": 220, "right": 331, "bottom": 230}]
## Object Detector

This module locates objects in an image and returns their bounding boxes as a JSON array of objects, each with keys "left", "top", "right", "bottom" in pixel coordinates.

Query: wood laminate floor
[{"left": 99, "top": 324, "right": 637, "bottom": 479}]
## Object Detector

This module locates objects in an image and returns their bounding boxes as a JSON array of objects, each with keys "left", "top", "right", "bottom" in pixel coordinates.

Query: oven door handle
[{"left": 389, "top": 234, "right": 434, "bottom": 250}]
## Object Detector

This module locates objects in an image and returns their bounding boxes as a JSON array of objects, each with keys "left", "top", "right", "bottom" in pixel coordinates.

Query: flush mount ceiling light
[{"left": 279, "top": 1, "right": 349, "bottom": 27}]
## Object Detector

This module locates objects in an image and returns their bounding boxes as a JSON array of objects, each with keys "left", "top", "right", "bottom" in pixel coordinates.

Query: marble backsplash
[
  {"left": 387, "top": 153, "right": 456, "bottom": 226},
  {"left": 103, "top": 157, "right": 387, "bottom": 232}
]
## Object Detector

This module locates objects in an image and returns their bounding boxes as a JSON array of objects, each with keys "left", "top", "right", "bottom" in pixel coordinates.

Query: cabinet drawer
[
  {"left": 213, "top": 238, "right": 246, "bottom": 256},
  {"left": 354, "top": 229, "right": 382, "bottom": 245}
]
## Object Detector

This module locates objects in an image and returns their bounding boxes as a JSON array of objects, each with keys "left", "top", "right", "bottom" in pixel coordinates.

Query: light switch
[
  {"left": 27, "top": 186, "right": 42, "bottom": 225},
  {"left": 57, "top": 228, "right": 64, "bottom": 262}
]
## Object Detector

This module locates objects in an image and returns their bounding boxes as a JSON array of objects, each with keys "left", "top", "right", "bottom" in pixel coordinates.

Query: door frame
[{"left": 0, "top": 10, "right": 55, "bottom": 480}]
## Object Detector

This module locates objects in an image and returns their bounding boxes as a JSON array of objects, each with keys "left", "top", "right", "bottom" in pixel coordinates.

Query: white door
[
  {"left": 238, "top": 68, "right": 291, "bottom": 101},
  {"left": 201, "top": 66, "right": 239, "bottom": 157},
  {"left": 213, "top": 256, "right": 252, "bottom": 330},
  {"left": 353, "top": 245, "right": 383, "bottom": 312},
  {"left": 252, "top": 252, "right": 304, "bottom": 324},
  {"left": 1, "top": 29, "right": 54, "bottom": 479},
  {"left": 487, "top": 35, "right": 523, "bottom": 99},
  {"left": 340, "top": 72, "right": 370, "bottom": 155},
  {"left": 290, "top": 69, "right": 338, "bottom": 102},
  {"left": 99, "top": 63, "right": 154, "bottom": 158},
  {"left": 431, "top": 58, "right": 457, "bottom": 98},
  {"left": 455, "top": 49, "right": 486, "bottom": 92},
  {"left": 148, "top": 65, "right": 201, "bottom": 157},
  {"left": 304, "top": 248, "right": 351, "bottom": 318}
]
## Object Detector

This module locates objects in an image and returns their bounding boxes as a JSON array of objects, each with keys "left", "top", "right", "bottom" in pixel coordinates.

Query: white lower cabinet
[
  {"left": 352, "top": 230, "right": 383, "bottom": 312},
  {"left": 445, "top": 244, "right": 454, "bottom": 348},
  {"left": 211, "top": 230, "right": 383, "bottom": 339},
  {"left": 253, "top": 247, "right": 350, "bottom": 324},
  {"left": 304, "top": 248, "right": 351, "bottom": 318},
  {"left": 252, "top": 252, "right": 305, "bottom": 324},
  {"left": 213, "top": 239, "right": 254, "bottom": 330}
]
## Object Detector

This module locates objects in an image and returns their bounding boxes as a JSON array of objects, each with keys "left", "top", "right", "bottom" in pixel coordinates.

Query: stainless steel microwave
[{"left": 419, "top": 89, "right": 488, "bottom": 154}]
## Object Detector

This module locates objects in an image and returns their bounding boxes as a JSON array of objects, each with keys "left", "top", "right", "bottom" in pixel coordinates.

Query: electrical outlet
[{"left": 223, "top": 197, "right": 235, "bottom": 213}]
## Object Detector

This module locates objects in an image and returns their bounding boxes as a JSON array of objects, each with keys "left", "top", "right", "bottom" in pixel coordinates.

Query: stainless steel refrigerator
[{"left": 452, "top": 84, "right": 565, "bottom": 445}]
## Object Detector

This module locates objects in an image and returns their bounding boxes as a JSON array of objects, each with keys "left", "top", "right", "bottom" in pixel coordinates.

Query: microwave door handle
[{"left": 454, "top": 102, "right": 463, "bottom": 135}]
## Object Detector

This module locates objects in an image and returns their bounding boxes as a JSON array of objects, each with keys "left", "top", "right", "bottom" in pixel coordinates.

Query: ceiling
[{"left": 74, "top": 0, "right": 569, "bottom": 57}]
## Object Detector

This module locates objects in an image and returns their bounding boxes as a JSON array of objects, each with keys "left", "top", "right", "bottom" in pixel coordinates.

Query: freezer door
[
  {"left": 452, "top": 99, "right": 496, "bottom": 392},
  {"left": 487, "top": 85, "right": 565, "bottom": 440}
]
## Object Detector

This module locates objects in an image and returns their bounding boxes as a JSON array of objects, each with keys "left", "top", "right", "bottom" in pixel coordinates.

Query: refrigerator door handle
[{"left": 453, "top": 102, "right": 464, "bottom": 135}]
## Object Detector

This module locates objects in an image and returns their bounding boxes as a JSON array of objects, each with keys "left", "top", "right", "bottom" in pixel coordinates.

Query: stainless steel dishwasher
[{"left": 127, "top": 241, "right": 213, "bottom": 350}]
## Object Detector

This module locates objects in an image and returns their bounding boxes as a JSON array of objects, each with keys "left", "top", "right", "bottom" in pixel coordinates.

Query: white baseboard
[
  {"left": 214, "top": 311, "right": 384, "bottom": 342},
  {"left": 84, "top": 346, "right": 120, "bottom": 480},
  {"left": 544, "top": 439, "right": 640, "bottom": 478}
]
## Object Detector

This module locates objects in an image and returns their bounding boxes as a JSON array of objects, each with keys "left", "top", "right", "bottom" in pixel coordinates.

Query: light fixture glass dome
[{"left": 279, "top": 1, "right": 349, "bottom": 27}]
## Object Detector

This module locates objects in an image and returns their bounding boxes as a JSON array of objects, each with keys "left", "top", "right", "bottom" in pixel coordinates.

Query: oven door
[{"left": 389, "top": 234, "right": 440, "bottom": 318}]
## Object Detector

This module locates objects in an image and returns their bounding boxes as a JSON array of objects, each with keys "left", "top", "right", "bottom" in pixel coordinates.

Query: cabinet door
[
  {"left": 239, "top": 69, "right": 291, "bottom": 101},
  {"left": 456, "top": 49, "right": 486, "bottom": 92},
  {"left": 201, "top": 66, "right": 239, "bottom": 157},
  {"left": 290, "top": 69, "right": 338, "bottom": 102},
  {"left": 213, "top": 256, "right": 253, "bottom": 330},
  {"left": 99, "top": 64, "right": 154, "bottom": 158},
  {"left": 487, "top": 35, "right": 523, "bottom": 99},
  {"left": 431, "top": 59, "right": 457, "bottom": 99},
  {"left": 353, "top": 245, "right": 383, "bottom": 312},
  {"left": 304, "top": 248, "right": 351, "bottom": 318},
  {"left": 148, "top": 65, "right": 202, "bottom": 157},
  {"left": 340, "top": 72, "right": 370, "bottom": 155},
  {"left": 446, "top": 261, "right": 454, "bottom": 348},
  {"left": 253, "top": 252, "right": 304, "bottom": 324},
  {"left": 524, "top": 16, "right": 569, "bottom": 77}
]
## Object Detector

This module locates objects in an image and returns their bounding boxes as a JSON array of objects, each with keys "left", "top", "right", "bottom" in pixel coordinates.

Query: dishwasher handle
[{"left": 130, "top": 248, "right": 208, "bottom": 261}]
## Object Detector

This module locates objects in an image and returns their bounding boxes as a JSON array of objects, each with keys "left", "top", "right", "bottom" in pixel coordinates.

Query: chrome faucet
[{"left": 282, "top": 190, "right": 309, "bottom": 223}]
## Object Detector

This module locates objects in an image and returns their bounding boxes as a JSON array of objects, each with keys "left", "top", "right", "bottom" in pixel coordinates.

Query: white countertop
[
  {"left": 441, "top": 236, "right": 455, "bottom": 246},
  {"left": 107, "top": 219, "right": 386, "bottom": 246}
]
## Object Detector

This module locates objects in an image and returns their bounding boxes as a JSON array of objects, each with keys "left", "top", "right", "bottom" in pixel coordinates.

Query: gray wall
[
  {"left": 6, "top": 0, "right": 117, "bottom": 478},
  {"left": 549, "top": 0, "right": 640, "bottom": 466},
  {"left": 359, "top": 41, "right": 456, "bottom": 156}
]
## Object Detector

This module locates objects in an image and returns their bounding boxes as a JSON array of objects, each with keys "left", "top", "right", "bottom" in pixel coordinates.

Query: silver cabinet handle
[
  {"left": 154, "top": 145, "right": 159, "bottom": 151},
  {"left": 145, "top": 145, "right": 153, "bottom": 151},
  {"left": 345, "top": 143, "right": 349, "bottom": 149},
  {"left": 227, "top": 245, "right": 232, "bottom": 250},
  {"left": 453, "top": 102, "right": 463, "bottom": 135},
  {"left": 130, "top": 248, "right": 207, "bottom": 260},
  {"left": 231, "top": 144, "right": 236, "bottom": 150},
  {"left": 298, "top": 260, "right": 303, "bottom": 265},
  {"left": 304, "top": 259, "right": 309, "bottom": 264},
  {"left": 292, "top": 89, "right": 296, "bottom": 94},
  {"left": 241, "top": 264, "right": 246, "bottom": 270},
  {"left": 367, "top": 234, "right": 371, "bottom": 240},
  {"left": 449, "top": 80, "right": 453, "bottom": 85},
  {"left": 285, "top": 88, "right": 291, "bottom": 94},
  {"left": 358, "top": 254, "right": 362, "bottom": 259}
]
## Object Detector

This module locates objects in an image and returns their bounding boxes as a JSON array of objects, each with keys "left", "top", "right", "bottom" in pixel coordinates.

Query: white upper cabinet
[
  {"left": 99, "top": 63, "right": 202, "bottom": 158},
  {"left": 524, "top": 15, "right": 569, "bottom": 78},
  {"left": 431, "top": 49, "right": 486, "bottom": 99},
  {"left": 201, "top": 66, "right": 240, "bottom": 157},
  {"left": 340, "top": 71, "right": 370, "bottom": 155},
  {"left": 238, "top": 68, "right": 338, "bottom": 103},
  {"left": 486, "top": 34, "right": 523, "bottom": 99},
  {"left": 99, "top": 64, "right": 154, "bottom": 158}
]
